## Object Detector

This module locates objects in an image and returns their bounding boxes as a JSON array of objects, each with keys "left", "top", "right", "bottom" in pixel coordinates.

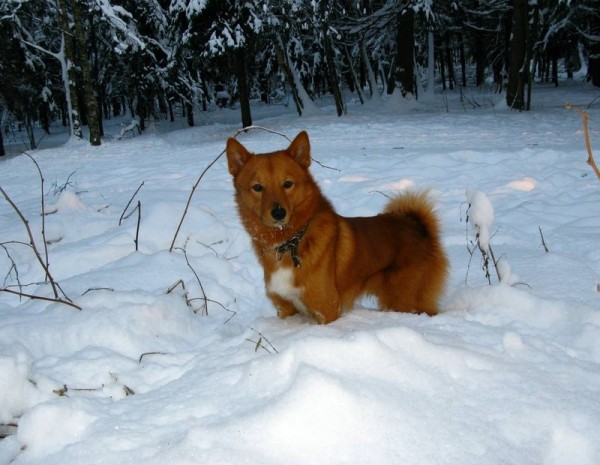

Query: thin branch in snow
[
  {"left": 134, "top": 201, "right": 141, "bottom": 251},
  {"left": 0, "top": 288, "right": 82, "bottom": 311},
  {"left": 0, "top": 186, "right": 59, "bottom": 298},
  {"left": 566, "top": 102, "right": 600, "bottom": 180},
  {"left": 139, "top": 352, "right": 168, "bottom": 364},
  {"left": 175, "top": 239, "right": 208, "bottom": 315},
  {"left": 0, "top": 243, "right": 21, "bottom": 290},
  {"left": 0, "top": 186, "right": 79, "bottom": 309},
  {"left": 538, "top": 226, "right": 549, "bottom": 253},
  {"left": 82, "top": 287, "right": 115, "bottom": 295},
  {"left": 247, "top": 327, "right": 279, "bottom": 354},
  {"left": 23, "top": 152, "right": 51, "bottom": 281},
  {"left": 119, "top": 181, "right": 145, "bottom": 226}
]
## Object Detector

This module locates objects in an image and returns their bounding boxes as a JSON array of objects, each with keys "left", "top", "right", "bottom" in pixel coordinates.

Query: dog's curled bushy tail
[{"left": 384, "top": 190, "right": 443, "bottom": 240}]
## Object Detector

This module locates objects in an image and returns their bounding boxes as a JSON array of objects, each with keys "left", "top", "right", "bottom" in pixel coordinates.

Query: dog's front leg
[
  {"left": 268, "top": 292, "right": 298, "bottom": 320},
  {"left": 303, "top": 289, "right": 341, "bottom": 324},
  {"left": 312, "top": 302, "right": 341, "bottom": 324}
]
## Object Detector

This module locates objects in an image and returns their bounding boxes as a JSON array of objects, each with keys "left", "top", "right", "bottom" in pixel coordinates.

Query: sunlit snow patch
[{"left": 507, "top": 177, "right": 537, "bottom": 192}]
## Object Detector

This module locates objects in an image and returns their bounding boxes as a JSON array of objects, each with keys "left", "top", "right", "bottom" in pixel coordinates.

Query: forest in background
[{"left": 0, "top": 0, "right": 599, "bottom": 154}]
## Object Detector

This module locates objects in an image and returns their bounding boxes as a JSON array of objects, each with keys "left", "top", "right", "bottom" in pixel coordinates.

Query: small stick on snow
[
  {"left": 538, "top": 226, "right": 549, "bottom": 253},
  {"left": 0, "top": 288, "right": 82, "bottom": 311},
  {"left": 134, "top": 201, "right": 141, "bottom": 251},
  {"left": 119, "top": 181, "right": 144, "bottom": 226}
]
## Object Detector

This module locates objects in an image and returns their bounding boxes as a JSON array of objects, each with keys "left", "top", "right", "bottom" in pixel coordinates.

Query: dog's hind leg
[{"left": 367, "top": 265, "right": 441, "bottom": 316}]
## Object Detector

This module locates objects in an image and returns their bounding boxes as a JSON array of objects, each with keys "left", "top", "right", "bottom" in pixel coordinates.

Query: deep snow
[{"left": 1, "top": 80, "right": 600, "bottom": 465}]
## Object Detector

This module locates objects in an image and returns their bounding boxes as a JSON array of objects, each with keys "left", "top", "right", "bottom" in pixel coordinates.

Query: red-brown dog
[{"left": 226, "top": 131, "right": 448, "bottom": 324}]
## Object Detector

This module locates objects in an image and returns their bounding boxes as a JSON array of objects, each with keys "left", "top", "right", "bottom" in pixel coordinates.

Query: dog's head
[{"left": 226, "top": 131, "right": 316, "bottom": 229}]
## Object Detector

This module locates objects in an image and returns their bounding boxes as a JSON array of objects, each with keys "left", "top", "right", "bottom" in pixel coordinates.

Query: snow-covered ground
[{"left": 1, "top": 80, "right": 600, "bottom": 465}]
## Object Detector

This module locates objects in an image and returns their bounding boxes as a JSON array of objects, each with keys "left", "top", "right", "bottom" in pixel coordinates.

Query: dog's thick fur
[{"left": 226, "top": 131, "right": 448, "bottom": 324}]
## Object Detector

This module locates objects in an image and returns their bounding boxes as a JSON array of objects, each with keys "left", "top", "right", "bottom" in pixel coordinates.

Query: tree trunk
[
  {"left": 361, "top": 41, "right": 380, "bottom": 100},
  {"left": 391, "top": 9, "right": 415, "bottom": 96},
  {"left": 0, "top": 107, "right": 5, "bottom": 156},
  {"left": 275, "top": 35, "right": 302, "bottom": 115},
  {"left": 439, "top": 40, "right": 447, "bottom": 91},
  {"left": 323, "top": 27, "right": 344, "bottom": 116},
  {"left": 526, "top": 0, "right": 539, "bottom": 111},
  {"left": 136, "top": 94, "right": 146, "bottom": 131},
  {"left": 345, "top": 45, "right": 365, "bottom": 104},
  {"left": 590, "top": 55, "right": 600, "bottom": 87},
  {"left": 459, "top": 33, "right": 467, "bottom": 87},
  {"left": 551, "top": 50, "right": 558, "bottom": 87},
  {"left": 318, "top": 0, "right": 344, "bottom": 116},
  {"left": 274, "top": 33, "right": 318, "bottom": 116},
  {"left": 168, "top": 99, "right": 174, "bottom": 122},
  {"left": 186, "top": 101, "right": 194, "bottom": 127},
  {"left": 235, "top": 47, "right": 252, "bottom": 128},
  {"left": 89, "top": 7, "right": 104, "bottom": 136},
  {"left": 475, "top": 29, "right": 485, "bottom": 87},
  {"left": 444, "top": 32, "right": 455, "bottom": 90},
  {"left": 506, "top": 0, "right": 528, "bottom": 110},
  {"left": 25, "top": 113, "right": 36, "bottom": 150},
  {"left": 71, "top": 0, "right": 101, "bottom": 145},
  {"left": 424, "top": 30, "right": 435, "bottom": 98},
  {"left": 57, "top": 0, "right": 83, "bottom": 139}
]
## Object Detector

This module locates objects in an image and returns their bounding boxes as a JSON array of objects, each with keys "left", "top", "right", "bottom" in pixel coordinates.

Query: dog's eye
[
  {"left": 283, "top": 180, "right": 293, "bottom": 189},
  {"left": 252, "top": 183, "right": 263, "bottom": 192}
]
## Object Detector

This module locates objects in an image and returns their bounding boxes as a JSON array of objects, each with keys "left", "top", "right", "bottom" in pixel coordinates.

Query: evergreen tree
[{"left": 506, "top": 0, "right": 528, "bottom": 110}]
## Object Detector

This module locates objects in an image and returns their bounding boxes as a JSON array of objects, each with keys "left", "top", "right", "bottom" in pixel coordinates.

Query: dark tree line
[{"left": 0, "top": 0, "right": 598, "bottom": 155}]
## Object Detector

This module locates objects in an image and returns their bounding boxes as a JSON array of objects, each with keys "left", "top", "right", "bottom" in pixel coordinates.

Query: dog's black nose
[{"left": 271, "top": 204, "right": 286, "bottom": 221}]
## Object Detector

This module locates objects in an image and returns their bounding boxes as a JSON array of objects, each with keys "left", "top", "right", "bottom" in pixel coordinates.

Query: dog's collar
[{"left": 275, "top": 226, "right": 307, "bottom": 267}]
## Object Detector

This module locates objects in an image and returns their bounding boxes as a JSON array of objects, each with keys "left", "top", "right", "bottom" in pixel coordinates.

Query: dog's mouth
[{"left": 265, "top": 218, "right": 288, "bottom": 229}]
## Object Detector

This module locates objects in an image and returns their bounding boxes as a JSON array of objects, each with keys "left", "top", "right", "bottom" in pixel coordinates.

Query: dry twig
[
  {"left": 247, "top": 327, "right": 279, "bottom": 354},
  {"left": 0, "top": 288, "right": 81, "bottom": 310},
  {"left": 119, "top": 181, "right": 145, "bottom": 226},
  {"left": 0, "top": 187, "right": 80, "bottom": 310},
  {"left": 175, "top": 240, "right": 209, "bottom": 314},
  {"left": 538, "top": 226, "right": 549, "bottom": 253},
  {"left": 566, "top": 102, "right": 600, "bottom": 180},
  {"left": 1, "top": 186, "right": 60, "bottom": 298},
  {"left": 23, "top": 153, "right": 51, "bottom": 280}
]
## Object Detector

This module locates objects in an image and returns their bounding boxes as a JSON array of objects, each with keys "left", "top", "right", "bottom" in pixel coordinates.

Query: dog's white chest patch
[{"left": 267, "top": 267, "right": 307, "bottom": 314}]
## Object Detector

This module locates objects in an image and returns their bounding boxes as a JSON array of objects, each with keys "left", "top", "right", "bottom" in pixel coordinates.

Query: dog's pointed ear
[
  {"left": 287, "top": 131, "right": 311, "bottom": 168},
  {"left": 226, "top": 138, "right": 251, "bottom": 176}
]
